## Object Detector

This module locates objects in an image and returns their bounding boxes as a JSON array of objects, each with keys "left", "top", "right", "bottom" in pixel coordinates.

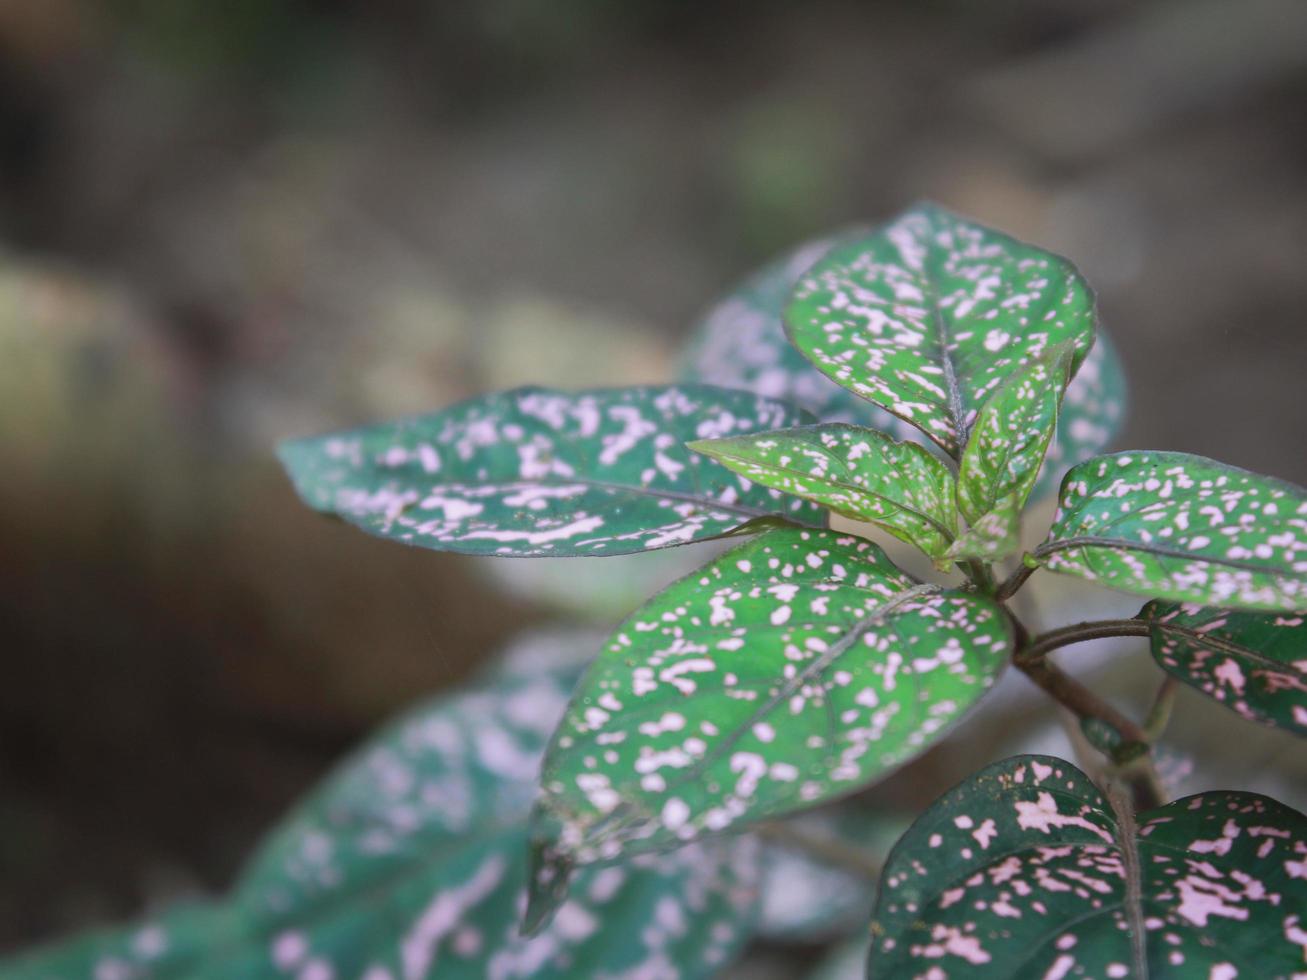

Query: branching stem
[
  {"left": 1015, "top": 618, "right": 1150, "bottom": 665},
  {"left": 1015, "top": 655, "right": 1150, "bottom": 745},
  {"left": 995, "top": 561, "right": 1037, "bottom": 601}
]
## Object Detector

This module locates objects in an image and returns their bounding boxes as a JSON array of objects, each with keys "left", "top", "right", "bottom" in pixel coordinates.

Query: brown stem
[
  {"left": 1016, "top": 656, "right": 1151, "bottom": 745},
  {"left": 995, "top": 562, "right": 1037, "bottom": 601},
  {"left": 1015, "top": 619, "right": 1151, "bottom": 665}
]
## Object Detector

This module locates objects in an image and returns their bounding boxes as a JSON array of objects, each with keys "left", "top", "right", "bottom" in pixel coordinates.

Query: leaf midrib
[
  {"left": 1034, "top": 535, "right": 1292, "bottom": 577},
  {"left": 1149, "top": 620, "right": 1307, "bottom": 682}
]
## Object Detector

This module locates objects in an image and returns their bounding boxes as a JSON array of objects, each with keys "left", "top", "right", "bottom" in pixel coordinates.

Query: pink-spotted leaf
[
  {"left": 1141, "top": 601, "right": 1307, "bottom": 736},
  {"left": 869, "top": 754, "right": 1307, "bottom": 979},
  {"left": 677, "top": 231, "right": 918, "bottom": 440},
  {"left": 784, "top": 203, "right": 1096, "bottom": 457},
  {"left": 526, "top": 526, "right": 1011, "bottom": 929},
  {"left": 1, "top": 637, "right": 761, "bottom": 980},
  {"left": 951, "top": 343, "right": 1077, "bottom": 561},
  {"left": 679, "top": 222, "right": 1125, "bottom": 500},
  {"left": 278, "top": 384, "right": 823, "bottom": 558},
  {"left": 0, "top": 904, "right": 236, "bottom": 980},
  {"left": 1034, "top": 452, "right": 1307, "bottom": 611},
  {"left": 689, "top": 424, "right": 958, "bottom": 564}
]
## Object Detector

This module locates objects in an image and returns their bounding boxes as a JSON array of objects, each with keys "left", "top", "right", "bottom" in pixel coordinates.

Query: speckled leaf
[
  {"left": 679, "top": 228, "right": 1123, "bottom": 503},
  {"left": 278, "top": 384, "right": 823, "bottom": 557},
  {"left": 233, "top": 665, "right": 760, "bottom": 980},
  {"left": 1032, "top": 325, "right": 1128, "bottom": 501},
  {"left": 1034, "top": 452, "right": 1307, "bottom": 611},
  {"left": 527, "top": 526, "right": 1011, "bottom": 927},
  {"left": 0, "top": 904, "right": 236, "bottom": 980},
  {"left": 945, "top": 493, "right": 1022, "bottom": 562},
  {"left": 953, "top": 344, "right": 1077, "bottom": 560},
  {"left": 677, "top": 232, "right": 919, "bottom": 440},
  {"left": 784, "top": 203, "right": 1096, "bottom": 456},
  {"left": 869, "top": 754, "right": 1307, "bottom": 979},
  {"left": 3, "top": 657, "right": 760, "bottom": 980},
  {"left": 1141, "top": 601, "right": 1307, "bottom": 735},
  {"left": 689, "top": 424, "right": 958, "bottom": 563}
]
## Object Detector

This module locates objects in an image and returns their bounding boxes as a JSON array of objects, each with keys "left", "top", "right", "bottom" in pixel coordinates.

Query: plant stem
[
  {"left": 963, "top": 558, "right": 996, "bottom": 594},
  {"left": 754, "top": 821, "right": 883, "bottom": 881},
  {"left": 1144, "top": 675, "right": 1180, "bottom": 741},
  {"left": 1113, "top": 753, "right": 1169, "bottom": 812},
  {"left": 1015, "top": 655, "right": 1151, "bottom": 745},
  {"left": 995, "top": 562, "right": 1036, "bottom": 601},
  {"left": 1015, "top": 618, "right": 1151, "bottom": 665}
]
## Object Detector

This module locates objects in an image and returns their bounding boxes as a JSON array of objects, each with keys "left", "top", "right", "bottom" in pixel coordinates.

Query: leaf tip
[{"left": 520, "top": 825, "right": 575, "bottom": 938}]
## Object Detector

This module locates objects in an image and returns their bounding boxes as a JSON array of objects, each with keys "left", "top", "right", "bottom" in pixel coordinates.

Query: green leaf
[
  {"left": 677, "top": 232, "right": 921, "bottom": 441},
  {"left": 278, "top": 384, "right": 824, "bottom": 557},
  {"left": 869, "top": 754, "right": 1307, "bottom": 978},
  {"left": 689, "top": 424, "right": 958, "bottom": 563},
  {"left": 1032, "top": 325, "right": 1128, "bottom": 501},
  {"left": 784, "top": 203, "right": 1097, "bottom": 456},
  {"left": 0, "top": 904, "right": 237, "bottom": 980},
  {"left": 679, "top": 227, "right": 1126, "bottom": 504},
  {"left": 3, "top": 646, "right": 760, "bottom": 979},
  {"left": 234, "top": 663, "right": 759, "bottom": 979},
  {"left": 528, "top": 526, "right": 1011, "bottom": 921},
  {"left": 1034, "top": 451, "right": 1307, "bottom": 611},
  {"left": 945, "top": 493, "right": 1022, "bottom": 562},
  {"left": 953, "top": 343, "right": 1077, "bottom": 559},
  {"left": 1141, "top": 601, "right": 1307, "bottom": 735}
]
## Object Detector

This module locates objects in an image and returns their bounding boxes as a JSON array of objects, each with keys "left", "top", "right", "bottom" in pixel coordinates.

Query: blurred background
[{"left": 1, "top": 0, "right": 1305, "bottom": 957}]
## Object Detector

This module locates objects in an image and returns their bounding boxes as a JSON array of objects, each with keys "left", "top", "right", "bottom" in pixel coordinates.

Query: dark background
[{"left": 1, "top": 0, "right": 1304, "bottom": 953}]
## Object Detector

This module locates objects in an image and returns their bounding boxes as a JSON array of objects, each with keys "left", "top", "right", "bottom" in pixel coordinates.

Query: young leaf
[
  {"left": 953, "top": 343, "right": 1077, "bottom": 559},
  {"left": 679, "top": 228, "right": 1126, "bottom": 503},
  {"left": 529, "top": 526, "right": 1011, "bottom": 918},
  {"left": 869, "top": 754, "right": 1307, "bottom": 978},
  {"left": 784, "top": 203, "right": 1096, "bottom": 456},
  {"left": 1032, "top": 325, "right": 1128, "bottom": 501},
  {"left": 944, "top": 492, "right": 1022, "bottom": 562},
  {"left": 689, "top": 424, "right": 958, "bottom": 563},
  {"left": 677, "top": 232, "right": 921, "bottom": 440},
  {"left": 278, "top": 384, "right": 824, "bottom": 557},
  {"left": 1033, "top": 451, "right": 1307, "bottom": 611},
  {"left": 1140, "top": 601, "right": 1307, "bottom": 735}
]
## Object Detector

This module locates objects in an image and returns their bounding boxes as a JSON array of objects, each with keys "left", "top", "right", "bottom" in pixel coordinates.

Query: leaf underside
[
  {"left": 869, "top": 754, "right": 1307, "bottom": 978},
  {"left": 278, "top": 384, "right": 824, "bottom": 557},
  {"left": 529, "top": 525, "right": 1011, "bottom": 925},
  {"left": 784, "top": 203, "right": 1097, "bottom": 456},
  {"left": 1141, "top": 601, "right": 1307, "bottom": 736},
  {"left": 690, "top": 423, "right": 958, "bottom": 563},
  {"left": 1036, "top": 451, "right": 1307, "bottom": 611}
]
